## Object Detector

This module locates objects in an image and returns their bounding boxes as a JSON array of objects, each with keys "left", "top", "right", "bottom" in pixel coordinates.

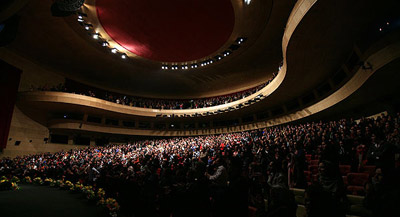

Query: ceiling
[
  {"left": 96, "top": 0, "right": 235, "bottom": 62},
  {"left": 1, "top": 0, "right": 399, "bottom": 111},
  {"left": 0, "top": 0, "right": 287, "bottom": 99}
]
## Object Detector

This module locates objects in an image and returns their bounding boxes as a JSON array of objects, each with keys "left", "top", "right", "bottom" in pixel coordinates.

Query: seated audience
[{"left": 1, "top": 112, "right": 399, "bottom": 217}]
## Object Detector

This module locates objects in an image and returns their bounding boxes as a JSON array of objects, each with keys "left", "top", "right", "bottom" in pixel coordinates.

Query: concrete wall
[{"left": 1, "top": 107, "right": 87, "bottom": 158}]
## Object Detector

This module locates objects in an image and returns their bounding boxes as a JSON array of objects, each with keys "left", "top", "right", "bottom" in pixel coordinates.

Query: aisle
[{"left": 0, "top": 184, "right": 109, "bottom": 217}]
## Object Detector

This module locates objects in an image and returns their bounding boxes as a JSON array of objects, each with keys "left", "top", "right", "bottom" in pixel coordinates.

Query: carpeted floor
[{"left": 0, "top": 184, "right": 109, "bottom": 217}]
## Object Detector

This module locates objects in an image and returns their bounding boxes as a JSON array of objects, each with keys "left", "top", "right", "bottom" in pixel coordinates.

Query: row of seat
[{"left": 304, "top": 165, "right": 375, "bottom": 195}]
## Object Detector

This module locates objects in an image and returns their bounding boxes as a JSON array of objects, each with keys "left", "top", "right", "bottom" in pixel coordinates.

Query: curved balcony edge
[{"left": 47, "top": 41, "right": 400, "bottom": 136}]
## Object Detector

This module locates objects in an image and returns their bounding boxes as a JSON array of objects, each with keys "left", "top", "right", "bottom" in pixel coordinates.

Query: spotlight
[
  {"left": 111, "top": 48, "right": 118, "bottom": 53},
  {"left": 78, "top": 15, "right": 83, "bottom": 19},
  {"left": 92, "top": 33, "right": 100, "bottom": 39},
  {"left": 121, "top": 54, "right": 127, "bottom": 59},
  {"left": 77, "top": 18, "right": 84, "bottom": 22},
  {"left": 235, "top": 37, "right": 247, "bottom": 44},
  {"left": 84, "top": 26, "right": 90, "bottom": 30},
  {"left": 215, "top": 55, "right": 223, "bottom": 61},
  {"left": 102, "top": 41, "right": 109, "bottom": 47}
]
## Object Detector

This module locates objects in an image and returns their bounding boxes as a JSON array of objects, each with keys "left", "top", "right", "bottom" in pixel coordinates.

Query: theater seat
[
  {"left": 339, "top": 165, "right": 351, "bottom": 176},
  {"left": 342, "top": 176, "right": 348, "bottom": 186},
  {"left": 308, "top": 165, "right": 319, "bottom": 174},
  {"left": 347, "top": 186, "right": 365, "bottom": 196},
  {"left": 248, "top": 206, "right": 257, "bottom": 217},
  {"left": 361, "top": 166, "right": 376, "bottom": 176},
  {"left": 305, "top": 154, "right": 312, "bottom": 162},
  {"left": 312, "top": 174, "right": 319, "bottom": 182},
  {"left": 304, "top": 170, "right": 312, "bottom": 182},
  {"left": 347, "top": 173, "right": 369, "bottom": 195}
]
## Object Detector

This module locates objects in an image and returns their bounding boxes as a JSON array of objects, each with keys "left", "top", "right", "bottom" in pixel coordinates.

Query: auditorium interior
[{"left": 1, "top": 0, "right": 400, "bottom": 217}]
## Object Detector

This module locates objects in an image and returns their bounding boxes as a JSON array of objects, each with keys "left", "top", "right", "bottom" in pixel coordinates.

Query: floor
[{"left": 0, "top": 184, "right": 109, "bottom": 217}]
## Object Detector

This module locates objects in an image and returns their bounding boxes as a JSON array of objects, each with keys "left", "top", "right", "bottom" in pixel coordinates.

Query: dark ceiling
[{"left": 1, "top": 0, "right": 399, "bottom": 106}]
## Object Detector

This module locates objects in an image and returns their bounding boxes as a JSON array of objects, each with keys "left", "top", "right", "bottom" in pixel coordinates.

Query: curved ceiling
[
  {"left": 0, "top": 0, "right": 281, "bottom": 99},
  {"left": 96, "top": 0, "right": 235, "bottom": 62},
  {"left": 2, "top": 0, "right": 398, "bottom": 104}
]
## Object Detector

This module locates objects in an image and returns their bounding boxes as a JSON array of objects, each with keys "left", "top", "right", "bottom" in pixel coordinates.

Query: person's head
[
  {"left": 318, "top": 162, "right": 326, "bottom": 176},
  {"left": 373, "top": 167, "right": 384, "bottom": 184}
]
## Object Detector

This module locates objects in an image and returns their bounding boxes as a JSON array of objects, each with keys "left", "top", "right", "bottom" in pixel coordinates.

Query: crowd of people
[
  {"left": 1, "top": 113, "right": 400, "bottom": 217},
  {"left": 31, "top": 73, "right": 277, "bottom": 110}
]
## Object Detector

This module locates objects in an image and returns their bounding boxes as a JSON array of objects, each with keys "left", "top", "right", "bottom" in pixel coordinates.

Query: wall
[
  {"left": 0, "top": 106, "right": 87, "bottom": 158},
  {"left": 0, "top": 48, "right": 65, "bottom": 92}
]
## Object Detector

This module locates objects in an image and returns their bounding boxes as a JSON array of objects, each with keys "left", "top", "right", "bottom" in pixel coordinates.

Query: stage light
[
  {"left": 111, "top": 48, "right": 118, "bottom": 53},
  {"left": 102, "top": 41, "right": 109, "bottom": 47},
  {"left": 92, "top": 33, "right": 100, "bottom": 39},
  {"left": 78, "top": 18, "right": 84, "bottom": 22},
  {"left": 121, "top": 54, "right": 127, "bottom": 59}
]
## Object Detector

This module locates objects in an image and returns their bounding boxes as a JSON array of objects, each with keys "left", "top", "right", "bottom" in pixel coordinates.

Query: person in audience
[
  {"left": 317, "top": 160, "right": 348, "bottom": 217},
  {"left": 32, "top": 73, "right": 278, "bottom": 110},
  {"left": 1, "top": 113, "right": 400, "bottom": 216}
]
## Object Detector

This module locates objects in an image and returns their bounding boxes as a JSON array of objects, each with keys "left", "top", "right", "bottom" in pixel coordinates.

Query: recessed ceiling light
[{"left": 92, "top": 33, "right": 100, "bottom": 39}]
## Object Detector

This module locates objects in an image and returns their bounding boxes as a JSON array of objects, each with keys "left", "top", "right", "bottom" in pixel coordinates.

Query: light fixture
[
  {"left": 84, "top": 26, "right": 90, "bottom": 30},
  {"left": 92, "top": 33, "right": 100, "bottom": 39},
  {"left": 121, "top": 54, "right": 127, "bottom": 59},
  {"left": 111, "top": 48, "right": 118, "bottom": 53},
  {"left": 244, "top": 0, "right": 251, "bottom": 5},
  {"left": 78, "top": 18, "right": 84, "bottom": 22},
  {"left": 102, "top": 41, "right": 109, "bottom": 47}
]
